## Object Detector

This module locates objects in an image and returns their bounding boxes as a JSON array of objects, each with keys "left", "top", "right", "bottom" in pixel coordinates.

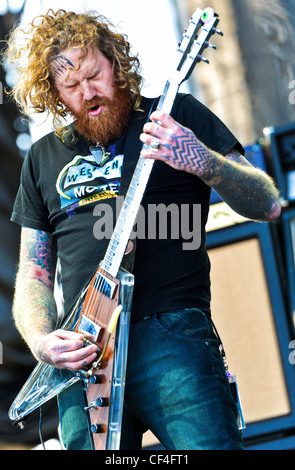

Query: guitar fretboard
[
  {"left": 99, "top": 8, "right": 220, "bottom": 278},
  {"left": 100, "top": 157, "right": 153, "bottom": 277}
]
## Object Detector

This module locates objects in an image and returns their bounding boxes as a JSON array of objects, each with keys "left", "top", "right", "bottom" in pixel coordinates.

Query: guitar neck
[
  {"left": 100, "top": 79, "right": 179, "bottom": 278},
  {"left": 99, "top": 7, "right": 220, "bottom": 278}
]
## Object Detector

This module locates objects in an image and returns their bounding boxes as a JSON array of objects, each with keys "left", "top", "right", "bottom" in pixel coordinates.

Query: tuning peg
[
  {"left": 204, "top": 41, "right": 217, "bottom": 50},
  {"left": 197, "top": 55, "right": 210, "bottom": 64},
  {"left": 212, "top": 28, "right": 223, "bottom": 36}
]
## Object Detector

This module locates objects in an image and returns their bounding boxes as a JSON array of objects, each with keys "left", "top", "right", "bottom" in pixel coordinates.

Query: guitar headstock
[{"left": 175, "top": 7, "right": 222, "bottom": 85}]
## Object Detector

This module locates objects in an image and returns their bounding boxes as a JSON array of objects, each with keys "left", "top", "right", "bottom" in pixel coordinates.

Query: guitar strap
[{"left": 118, "top": 96, "right": 159, "bottom": 274}]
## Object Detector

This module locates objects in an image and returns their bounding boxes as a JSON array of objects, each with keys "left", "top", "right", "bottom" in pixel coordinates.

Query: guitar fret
[{"left": 128, "top": 186, "right": 137, "bottom": 197}]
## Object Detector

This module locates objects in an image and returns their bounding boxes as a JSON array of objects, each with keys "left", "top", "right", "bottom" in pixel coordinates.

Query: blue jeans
[{"left": 58, "top": 308, "right": 244, "bottom": 450}]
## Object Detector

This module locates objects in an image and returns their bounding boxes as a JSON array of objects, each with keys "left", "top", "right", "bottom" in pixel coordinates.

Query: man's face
[{"left": 51, "top": 46, "right": 132, "bottom": 145}]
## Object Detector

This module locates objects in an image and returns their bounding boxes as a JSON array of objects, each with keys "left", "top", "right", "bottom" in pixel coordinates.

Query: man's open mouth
[{"left": 88, "top": 104, "right": 103, "bottom": 117}]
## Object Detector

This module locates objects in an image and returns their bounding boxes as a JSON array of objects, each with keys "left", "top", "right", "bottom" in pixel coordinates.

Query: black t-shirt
[{"left": 11, "top": 94, "right": 243, "bottom": 321}]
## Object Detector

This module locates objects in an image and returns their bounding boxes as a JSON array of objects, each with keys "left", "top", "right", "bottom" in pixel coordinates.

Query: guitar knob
[
  {"left": 91, "top": 424, "right": 104, "bottom": 434},
  {"left": 84, "top": 397, "right": 108, "bottom": 410},
  {"left": 89, "top": 374, "right": 103, "bottom": 384},
  {"left": 96, "top": 397, "right": 109, "bottom": 407},
  {"left": 84, "top": 401, "right": 97, "bottom": 410}
]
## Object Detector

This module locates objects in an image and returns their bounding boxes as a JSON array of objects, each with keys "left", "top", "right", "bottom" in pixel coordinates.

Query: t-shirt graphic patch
[{"left": 56, "top": 153, "right": 124, "bottom": 216}]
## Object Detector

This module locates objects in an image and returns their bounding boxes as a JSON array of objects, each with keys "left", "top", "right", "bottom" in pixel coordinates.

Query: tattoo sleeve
[
  {"left": 13, "top": 227, "right": 58, "bottom": 355},
  {"left": 207, "top": 151, "right": 281, "bottom": 221},
  {"left": 166, "top": 125, "right": 281, "bottom": 221}
]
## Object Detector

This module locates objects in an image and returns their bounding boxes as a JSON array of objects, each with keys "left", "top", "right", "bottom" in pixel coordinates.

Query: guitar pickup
[
  {"left": 78, "top": 315, "right": 102, "bottom": 342},
  {"left": 95, "top": 272, "right": 117, "bottom": 299}
]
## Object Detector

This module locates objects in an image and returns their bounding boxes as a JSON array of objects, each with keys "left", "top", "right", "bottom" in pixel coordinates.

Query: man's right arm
[
  {"left": 13, "top": 227, "right": 98, "bottom": 370},
  {"left": 13, "top": 227, "right": 58, "bottom": 355}
]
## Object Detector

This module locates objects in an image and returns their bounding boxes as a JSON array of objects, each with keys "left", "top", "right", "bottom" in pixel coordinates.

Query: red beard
[{"left": 72, "top": 87, "right": 132, "bottom": 147}]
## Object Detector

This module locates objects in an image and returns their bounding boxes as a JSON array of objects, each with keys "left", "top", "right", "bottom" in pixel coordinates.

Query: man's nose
[{"left": 81, "top": 80, "right": 97, "bottom": 101}]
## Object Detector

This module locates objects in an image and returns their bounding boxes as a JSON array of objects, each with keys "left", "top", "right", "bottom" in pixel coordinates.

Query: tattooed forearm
[
  {"left": 13, "top": 278, "right": 58, "bottom": 356},
  {"left": 209, "top": 157, "right": 281, "bottom": 221},
  {"left": 174, "top": 132, "right": 281, "bottom": 221},
  {"left": 157, "top": 124, "right": 280, "bottom": 221},
  {"left": 142, "top": 112, "right": 281, "bottom": 221},
  {"left": 12, "top": 228, "right": 58, "bottom": 356}
]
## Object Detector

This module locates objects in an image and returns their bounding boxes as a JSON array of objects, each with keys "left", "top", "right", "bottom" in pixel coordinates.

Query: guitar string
[
  {"left": 80, "top": 255, "right": 120, "bottom": 327},
  {"left": 76, "top": 99, "right": 159, "bottom": 332},
  {"left": 82, "top": 221, "right": 123, "bottom": 325},
  {"left": 82, "top": 273, "right": 109, "bottom": 326},
  {"left": 78, "top": 189, "right": 132, "bottom": 328}
]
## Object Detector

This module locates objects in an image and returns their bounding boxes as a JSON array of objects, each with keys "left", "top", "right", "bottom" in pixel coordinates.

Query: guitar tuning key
[
  {"left": 212, "top": 28, "right": 223, "bottom": 36},
  {"left": 204, "top": 41, "right": 217, "bottom": 50},
  {"left": 197, "top": 55, "right": 210, "bottom": 64}
]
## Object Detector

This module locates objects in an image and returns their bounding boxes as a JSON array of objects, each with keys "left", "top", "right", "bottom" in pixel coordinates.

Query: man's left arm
[{"left": 140, "top": 111, "right": 281, "bottom": 222}]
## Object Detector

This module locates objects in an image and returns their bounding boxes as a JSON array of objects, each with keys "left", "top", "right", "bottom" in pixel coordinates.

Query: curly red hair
[{"left": 3, "top": 9, "right": 143, "bottom": 138}]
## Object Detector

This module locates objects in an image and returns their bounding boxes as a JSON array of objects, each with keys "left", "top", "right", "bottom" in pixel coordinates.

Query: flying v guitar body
[{"left": 9, "top": 267, "right": 134, "bottom": 450}]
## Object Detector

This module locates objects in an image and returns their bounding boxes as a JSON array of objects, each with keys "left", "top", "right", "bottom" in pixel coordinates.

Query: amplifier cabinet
[
  {"left": 263, "top": 122, "right": 295, "bottom": 204},
  {"left": 206, "top": 222, "right": 295, "bottom": 443},
  {"left": 282, "top": 210, "right": 295, "bottom": 329}
]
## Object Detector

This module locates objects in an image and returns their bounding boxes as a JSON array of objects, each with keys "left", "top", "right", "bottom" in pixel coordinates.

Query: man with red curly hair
[{"left": 5, "top": 9, "right": 280, "bottom": 450}]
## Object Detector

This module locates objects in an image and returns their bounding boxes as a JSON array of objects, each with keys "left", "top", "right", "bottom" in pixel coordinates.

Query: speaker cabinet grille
[
  {"left": 209, "top": 237, "right": 290, "bottom": 424},
  {"left": 206, "top": 221, "right": 295, "bottom": 442}
]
